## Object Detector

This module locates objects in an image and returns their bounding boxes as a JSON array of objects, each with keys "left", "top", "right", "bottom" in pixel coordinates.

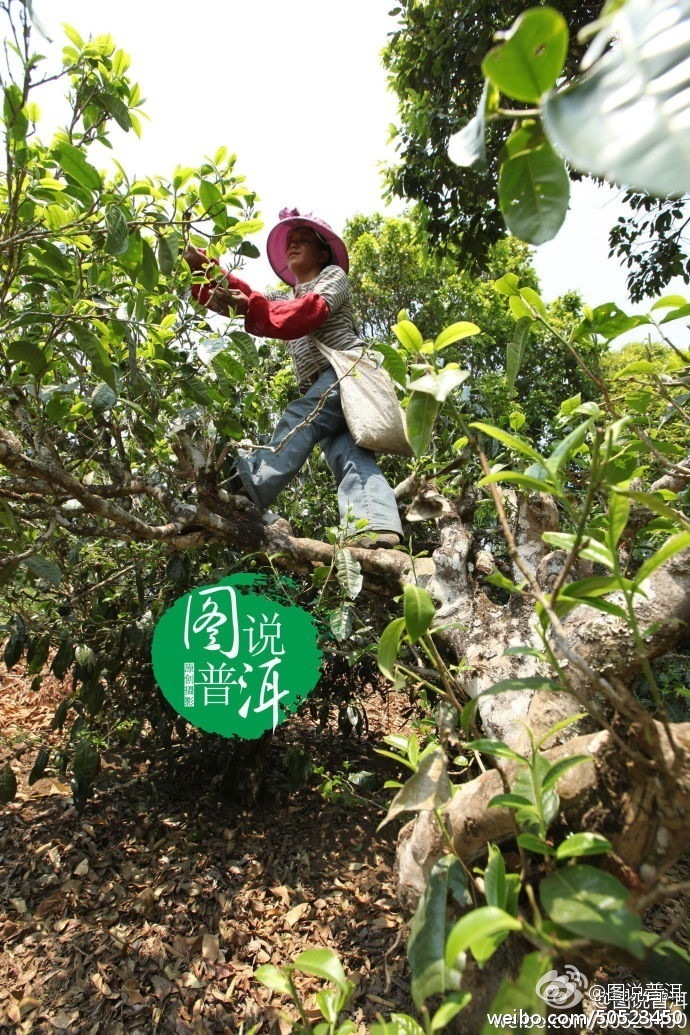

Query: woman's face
[{"left": 286, "top": 227, "right": 329, "bottom": 274}]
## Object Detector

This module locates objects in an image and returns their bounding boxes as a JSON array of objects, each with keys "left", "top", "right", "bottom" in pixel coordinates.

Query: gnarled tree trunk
[{"left": 394, "top": 492, "right": 690, "bottom": 901}]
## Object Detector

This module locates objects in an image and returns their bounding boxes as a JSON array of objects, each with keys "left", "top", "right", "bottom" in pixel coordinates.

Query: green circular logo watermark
[{"left": 151, "top": 574, "right": 322, "bottom": 739}]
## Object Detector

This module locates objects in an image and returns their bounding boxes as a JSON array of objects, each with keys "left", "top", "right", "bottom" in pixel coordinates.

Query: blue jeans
[{"left": 236, "top": 367, "right": 403, "bottom": 534}]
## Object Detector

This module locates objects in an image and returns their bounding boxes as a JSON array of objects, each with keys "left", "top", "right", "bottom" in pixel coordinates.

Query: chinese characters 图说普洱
[{"left": 182, "top": 586, "right": 289, "bottom": 730}]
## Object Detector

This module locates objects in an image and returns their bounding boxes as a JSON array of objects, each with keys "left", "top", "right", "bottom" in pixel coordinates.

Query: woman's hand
[
  {"left": 206, "top": 283, "right": 250, "bottom": 317},
  {"left": 182, "top": 245, "right": 209, "bottom": 272},
  {"left": 183, "top": 246, "right": 249, "bottom": 316}
]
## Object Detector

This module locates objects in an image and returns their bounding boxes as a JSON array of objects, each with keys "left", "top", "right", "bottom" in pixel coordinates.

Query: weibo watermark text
[
  {"left": 486, "top": 967, "right": 687, "bottom": 1030},
  {"left": 487, "top": 1009, "right": 688, "bottom": 1030}
]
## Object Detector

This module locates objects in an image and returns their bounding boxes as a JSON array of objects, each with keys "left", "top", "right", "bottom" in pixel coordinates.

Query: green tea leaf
[
  {"left": 51, "top": 635, "right": 74, "bottom": 679},
  {"left": 631, "top": 935, "right": 690, "bottom": 984},
  {"left": 448, "top": 78, "right": 490, "bottom": 169},
  {"left": 625, "top": 490, "right": 687, "bottom": 526},
  {"left": 543, "top": 0, "right": 690, "bottom": 197},
  {"left": 541, "top": 865, "right": 646, "bottom": 957},
  {"left": 431, "top": 993, "right": 472, "bottom": 1031},
  {"left": 378, "top": 617, "right": 406, "bottom": 681},
  {"left": 99, "top": 89, "right": 131, "bottom": 132},
  {"left": 541, "top": 755, "right": 593, "bottom": 792},
  {"left": 403, "top": 584, "right": 435, "bottom": 642},
  {"left": 555, "top": 833, "right": 612, "bottom": 859},
  {"left": 73, "top": 739, "right": 100, "bottom": 781},
  {"left": 3, "top": 627, "right": 26, "bottom": 668},
  {"left": 199, "top": 178, "right": 224, "bottom": 215},
  {"left": 633, "top": 531, "right": 690, "bottom": 588},
  {"left": 517, "top": 287, "right": 547, "bottom": 319},
  {"left": 555, "top": 575, "right": 633, "bottom": 606},
  {"left": 372, "top": 1017, "right": 426, "bottom": 1035},
  {"left": 506, "top": 316, "right": 531, "bottom": 393},
  {"left": 378, "top": 748, "right": 451, "bottom": 830},
  {"left": 405, "top": 391, "right": 439, "bottom": 457},
  {"left": 254, "top": 964, "right": 293, "bottom": 996},
  {"left": 660, "top": 302, "right": 690, "bottom": 324},
  {"left": 56, "top": 143, "right": 102, "bottom": 190},
  {"left": 4, "top": 83, "right": 27, "bottom": 140},
  {"left": 7, "top": 340, "right": 47, "bottom": 376},
  {"left": 393, "top": 318, "right": 424, "bottom": 353},
  {"left": 445, "top": 907, "right": 521, "bottom": 967},
  {"left": 408, "top": 856, "right": 469, "bottom": 1007},
  {"left": 104, "top": 206, "right": 129, "bottom": 256},
  {"left": 608, "top": 492, "right": 631, "bottom": 550},
  {"left": 482, "top": 7, "right": 569, "bottom": 102},
  {"left": 574, "top": 303, "right": 650, "bottom": 342},
  {"left": 30, "top": 241, "right": 72, "bottom": 278},
  {"left": 91, "top": 382, "right": 117, "bottom": 413},
  {"left": 69, "top": 323, "right": 116, "bottom": 389},
  {"left": 22, "top": 556, "right": 62, "bottom": 586},
  {"left": 140, "top": 239, "right": 159, "bottom": 291},
  {"left": 197, "top": 337, "right": 227, "bottom": 366},
  {"left": 516, "top": 833, "right": 556, "bottom": 855},
  {"left": 408, "top": 367, "right": 470, "bottom": 402},
  {"left": 513, "top": 752, "right": 559, "bottom": 832},
  {"left": 433, "top": 321, "right": 480, "bottom": 350},
  {"left": 28, "top": 746, "right": 51, "bottom": 786},
  {"left": 293, "top": 949, "right": 351, "bottom": 993},
  {"left": 470, "top": 421, "right": 542, "bottom": 462},
  {"left": 157, "top": 232, "right": 179, "bottom": 275},
  {"left": 499, "top": 124, "right": 570, "bottom": 245},
  {"left": 465, "top": 738, "right": 525, "bottom": 762},
  {"left": 483, "top": 843, "right": 508, "bottom": 910},
  {"left": 535, "top": 712, "right": 589, "bottom": 747},
  {"left": 335, "top": 548, "right": 363, "bottom": 600},
  {"left": 448, "top": 113, "right": 486, "bottom": 168},
  {"left": 330, "top": 602, "right": 354, "bottom": 642},
  {"left": 651, "top": 294, "right": 688, "bottom": 310},
  {"left": 546, "top": 417, "right": 593, "bottom": 476},
  {"left": 483, "top": 571, "right": 526, "bottom": 594},
  {"left": 494, "top": 272, "right": 520, "bottom": 296},
  {"left": 315, "top": 988, "right": 339, "bottom": 1024},
  {"left": 230, "top": 330, "right": 260, "bottom": 369},
  {"left": 541, "top": 531, "right": 615, "bottom": 570},
  {"left": 478, "top": 471, "right": 566, "bottom": 498},
  {"left": 376, "top": 341, "right": 408, "bottom": 386},
  {"left": 239, "top": 240, "right": 260, "bottom": 259},
  {"left": 489, "top": 793, "right": 538, "bottom": 811}
]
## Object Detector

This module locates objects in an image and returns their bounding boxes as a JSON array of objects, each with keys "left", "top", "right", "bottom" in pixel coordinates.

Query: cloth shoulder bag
[{"left": 311, "top": 336, "right": 412, "bottom": 456}]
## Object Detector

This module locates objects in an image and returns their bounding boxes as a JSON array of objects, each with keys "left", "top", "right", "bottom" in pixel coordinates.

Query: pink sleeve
[{"left": 244, "top": 292, "right": 330, "bottom": 339}]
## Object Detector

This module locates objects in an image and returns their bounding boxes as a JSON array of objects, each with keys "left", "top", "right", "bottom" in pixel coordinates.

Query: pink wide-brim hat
[{"left": 266, "top": 207, "right": 349, "bottom": 286}]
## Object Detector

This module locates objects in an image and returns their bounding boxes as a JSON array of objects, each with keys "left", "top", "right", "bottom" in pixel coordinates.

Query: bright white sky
[{"left": 29, "top": 0, "right": 689, "bottom": 335}]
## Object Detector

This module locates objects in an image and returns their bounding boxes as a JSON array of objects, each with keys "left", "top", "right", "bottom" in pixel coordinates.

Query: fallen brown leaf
[
  {"left": 284, "top": 902, "right": 310, "bottom": 928},
  {"left": 270, "top": 885, "right": 291, "bottom": 906},
  {"left": 201, "top": 933, "right": 220, "bottom": 962},
  {"left": 48, "top": 1011, "right": 79, "bottom": 1030}
]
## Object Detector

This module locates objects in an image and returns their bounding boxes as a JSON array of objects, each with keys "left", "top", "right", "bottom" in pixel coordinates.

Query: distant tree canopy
[
  {"left": 381, "top": 1, "right": 600, "bottom": 261},
  {"left": 608, "top": 192, "right": 690, "bottom": 303},
  {"left": 599, "top": 337, "right": 690, "bottom": 456},
  {"left": 382, "top": 0, "right": 690, "bottom": 301},
  {"left": 344, "top": 212, "right": 605, "bottom": 445}
]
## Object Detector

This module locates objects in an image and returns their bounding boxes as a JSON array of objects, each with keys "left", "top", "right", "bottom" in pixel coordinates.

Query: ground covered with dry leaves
[{"left": 0, "top": 667, "right": 417, "bottom": 1034}]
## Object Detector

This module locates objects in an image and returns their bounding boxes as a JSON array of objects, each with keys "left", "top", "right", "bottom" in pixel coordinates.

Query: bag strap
[
  {"left": 311, "top": 335, "right": 383, "bottom": 371},
  {"left": 310, "top": 335, "right": 371, "bottom": 378},
  {"left": 310, "top": 335, "right": 334, "bottom": 359}
]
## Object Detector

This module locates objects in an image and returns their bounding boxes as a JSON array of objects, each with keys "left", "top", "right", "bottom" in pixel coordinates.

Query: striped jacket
[{"left": 264, "top": 265, "right": 364, "bottom": 389}]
